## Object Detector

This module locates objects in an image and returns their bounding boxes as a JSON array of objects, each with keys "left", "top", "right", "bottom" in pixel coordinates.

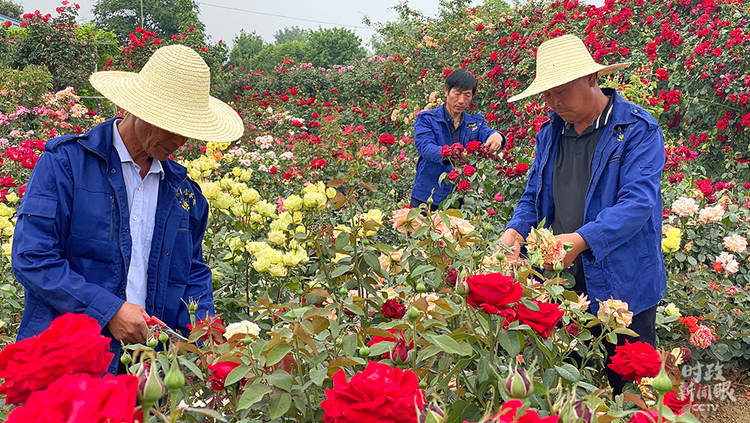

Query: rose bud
[
  {"left": 392, "top": 336, "right": 410, "bottom": 364},
  {"left": 445, "top": 269, "right": 458, "bottom": 286},
  {"left": 503, "top": 364, "right": 532, "bottom": 399},
  {"left": 566, "top": 323, "right": 580, "bottom": 337},
  {"left": 679, "top": 346, "right": 691, "bottom": 363},
  {"left": 652, "top": 364, "right": 673, "bottom": 395},
  {"left": 163, "top": 358, "right": 185, "bottom": 393},
  {"left": 456, "top": 279, "right": 469, "bottom": 296},
  {"left": 406, "top": 306, "right": 421, "bottom": 322},
  {"left": 137, "top": 361, "right": 165, "bottom": 406},
  {"left": 382, "top": 299, "right": 406, "bottom": 319}
]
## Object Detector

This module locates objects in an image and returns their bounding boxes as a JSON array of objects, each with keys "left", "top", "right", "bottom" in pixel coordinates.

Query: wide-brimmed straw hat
[
  {"left": 507, "top": 35, "right": 631, "bottom": 103},
  {"left": 90, "top": 45, "right": 244, "bottom": 142}
]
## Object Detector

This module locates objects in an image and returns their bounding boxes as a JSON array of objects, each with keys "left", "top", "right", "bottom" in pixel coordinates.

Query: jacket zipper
[
  {"left": 583, "top": 127, "right": 617, "bottom": 222},
  {"left": 150, "top": 177, "right": 185, "bottom": 312},
  {"left": 109, "top": 196, "right": 115, "bottom": 243}
]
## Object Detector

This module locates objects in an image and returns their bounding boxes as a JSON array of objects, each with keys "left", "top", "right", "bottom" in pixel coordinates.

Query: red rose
[
  {"left": 475, "top": 400, "right": 558, "bottom": 423},
  {"left": 208, "top": 360, "right": 242, "bottom": 391},
  {"left": 390, "top": 173, "right": 399, "bottom": 181},
  {"left": 476, "top": 24, "right": 485, "bottom": 31},
  {"left": 447, "top": 170, "right": 460, "bottom": 181},
  {"left": 456, "top": 179, "right": 472, "bottom": 191},
  {"left": 517, "top": 300, "right": 564, "bottom": 339},
  {"left": 628, "top": 411, "right": 660, "bottom": 423},
  {"left": 379, "top": 134, "right": 396, "bottom": 145},
  {"left": 655, "top": 68, "right": 669, "bottom": 80},
  {"left": 381, "top": 299, "right": 406, "bottom": 319},
  {"left": 465, "top": 273, "right": 523, "bottom": 315},
  {"left": 514, "top": 163, "right": 530, "bottom": 174},
  {"left": 291, "top": 119, "right": 304, "bottom": 128},
  {"left": 6, "top": 373, "right": 138, "bottom": 423},
  {"left": 311, "top": 158, "right": 327, "bottom": 169},
  {"left": 321, "top": 361, "right": 425, "bottom": 423},
  {"left": 463, "top": 165, "right": 476, "bottom": 177},
  {"left": 187, "top": 316, "right": 225, "bottom": 344},
  {"left": 445, "top": 269, "right": 458, "bottom": 286},
  {"left": 443, "top": 69, "right": 452, "bottom": 78},
  {"left": 466, "top": 141, "right": 482, "bottom": 154},
  {"left": 0, "top": 313, "right": 114, "bottom": 404},
  {"left": 607, "top": 341, "right": 661, "bottom": 382},
  {"left": 716, "top": 120, "right": 727, "bottom": 130},
  {"left": 663, "top": 389, "right": 691, "bottom": 414},
  {"left": 309, "top": 120, "right": 320, "bottom": 128}
]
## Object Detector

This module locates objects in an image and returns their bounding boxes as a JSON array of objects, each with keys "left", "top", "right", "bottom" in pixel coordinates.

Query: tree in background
[
  {"left": 0, "top": 0, "right": 22, "bottom": 20},
  {"left": 227, "top": 26, "right": 367, "bottom": 72},
  {"left": 92, "top": 0, "right": 204, "bottom": 44},
  {"left": 304, "top": 27, "right": 366, "bottom": 69},
  {"left": 227, "top": 30, "right": 265, "bottom": 69},
  {"left": 273, "top": 26, "right": 308, "bottom": 45}
]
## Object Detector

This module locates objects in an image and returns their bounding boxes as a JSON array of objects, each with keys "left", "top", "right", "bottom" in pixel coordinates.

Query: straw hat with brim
[
  {"left": 507, "top": 34, "right": 631, "bottom": 103},
  {"left": 90, "top": 44, "right": 244, "bottom": 142}
]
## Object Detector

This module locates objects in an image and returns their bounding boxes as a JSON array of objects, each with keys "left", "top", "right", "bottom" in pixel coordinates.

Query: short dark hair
[{"left": 445, "top": 69, "right": 477, "bottom": 95}]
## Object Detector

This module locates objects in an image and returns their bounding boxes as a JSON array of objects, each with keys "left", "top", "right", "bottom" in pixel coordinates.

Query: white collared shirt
[{"left": 112, "top": 120, "right": 164, "bottom": 308}]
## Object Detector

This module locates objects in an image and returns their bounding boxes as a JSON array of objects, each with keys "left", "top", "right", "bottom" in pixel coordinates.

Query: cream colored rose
[
  {"left": 670, "top": 197, "right": 698, "bottom": 217},
  {"left": 224, "top": 321, "right": 261, "bottom": 340},
  {"left": 723, "top": 234, "right": 748, "bottom": 253},
  {"left": 597, "top": 299, "right": 633, "bottom": 328}
]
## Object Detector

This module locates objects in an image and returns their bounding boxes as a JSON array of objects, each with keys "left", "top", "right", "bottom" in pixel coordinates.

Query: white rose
[{"left": 224, "top": 321, "right": 261, "bottom": 340}]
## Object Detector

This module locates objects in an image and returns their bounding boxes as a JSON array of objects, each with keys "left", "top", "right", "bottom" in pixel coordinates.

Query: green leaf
[
  {"left": 370, "top": 340, "right": 396, "bottom": 357},
  {"left": 555, "top": 363, "right": 582, "bottom": 382},
  {"left": 178, "top": 356, "right": 204, "bottom": 382},
  {"left": 675, "top": 251, "right": 687, "bottom": 262},
  {"left": 496, "top": 330, "right": 521, "bottom": 357},
  {"left": 237, "top": 383, "right": 271, "bottom": 410},
  {"left": 410, "top": 264, "right": 434, "bottom": 278},
  {"left": 265, "top": 370, "right": 294, "bottom": 392},
  {"left": 335, "top": 231, "right": 350, "bottom": 251},
  {"left": 310, "top": 367, "right": 327, "bottom": 387},
  {"left": 269, "top": 390, "right": 292, "bottom": 419},
  {"left": 373, "top": 243, "right": 397, "bottom": 254},
  {"left": 330, "top": 265, "right": 351, "bottom": 278},
  {"left": 225, "top": 364, "right": 251, "bottom": 387},
  {"left": 266, "top": 343, "right": 292, "bottom": 367},
  {"left": 406, "top": 207, "right": 422, "bottom": 221},
  {"left": 363, "top": 251, "right": 384, "bottom": 273},
  {"left": 424, "top": 333, "right": 472, "bottom": 356}
]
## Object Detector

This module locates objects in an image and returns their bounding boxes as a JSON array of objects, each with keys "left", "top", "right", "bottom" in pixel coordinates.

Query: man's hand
[
  {"left": 544, "top": 232, "right": 589, "bottom": 270},
  {"left": 499, "top": 228, "right": 525, "bottom": 265},
  {"left": 107, "top": 302, "right": 150, "bottom": 344},
  {"left": 485, "top": 133, "right": 505, "bottom": 153}
]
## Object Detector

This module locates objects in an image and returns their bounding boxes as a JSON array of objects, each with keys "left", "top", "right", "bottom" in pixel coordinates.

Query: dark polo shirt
[{"left": 551, "top": 94, "right": 614, "bottom": 293}]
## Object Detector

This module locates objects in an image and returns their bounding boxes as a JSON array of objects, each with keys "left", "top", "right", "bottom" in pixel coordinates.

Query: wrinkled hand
[
  {"left": 107, "top": 302, "right": 150, "bottom": 344},
  {"left": 543, "top": 232, "right": 589, "bottom": 270},
  {"left": 499, "top": 228, "right": 525, "bottom": 265},
  {"left": 485, "top": 133, "right": 505, "bottom": 153}
]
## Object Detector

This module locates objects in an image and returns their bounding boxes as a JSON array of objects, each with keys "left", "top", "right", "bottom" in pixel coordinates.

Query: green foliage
[
  {"left": 92, "top": 0, "right": 204, "bottom": 44},
  {"left": 4, "top": 6, "right": 97, "bottom": 90},
  {"left": 304, "top": 27, "right": 367, "bottom": 69},
  {"left": 0, "top": 0, "right": 23, "bottom": 20},
  {"left": 273, "top": 25, "right": 309, "bottom": 45},
  {"left": 227, "top": 30, "right": 265, "bottom": 68}
]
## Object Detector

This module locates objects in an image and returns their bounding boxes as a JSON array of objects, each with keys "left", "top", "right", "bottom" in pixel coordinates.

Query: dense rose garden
[{"left": 0, "top": 0, "right": 749, "bottom": 421}]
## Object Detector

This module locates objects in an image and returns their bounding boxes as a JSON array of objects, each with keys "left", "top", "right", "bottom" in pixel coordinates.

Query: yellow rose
[
  {"left": 661, "top": 227, "right": 682, "bottom": 253},
  {"left": 283, "top": 195, "right": 303, "bottom": 211},
  {"left": 326, "top": 187, "right": 337, "bottom": 199},
  {"left": 241, "top": 188, "right": 260, "bottom": 204},
  {"left": 269, "top": 263, "right": 287, "bottom": 277},
  {"left": 213, "top": 192, "right": 234, "bottom": 210},
  {"left": 268, "top": 230, "right": 286, "bottom": 247},
  {"left": 200, "top": 182, "right": 221, "bottom": 200},
  {"left": 283, "top": 252, "right": 301, "bottom": 266},
  {"left": 252, "top": 257, "right": 270, "bottom": 272},
  {"left": 0, "top": 204, "right": 13, "bottom": 217},
  {"left": 266, "top": 248, "right": 284, "bottom": 264},
  {"left": 664, "top": 303, "right": 681, "bottom": 317},
  {"left": 303, "top": 192, "right": 326, "bottom": 210}
]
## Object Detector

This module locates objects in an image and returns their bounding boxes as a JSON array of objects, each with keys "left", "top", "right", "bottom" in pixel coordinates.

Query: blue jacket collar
[{"left": 77, "top": 117, "right": 188, "bottom": 185}]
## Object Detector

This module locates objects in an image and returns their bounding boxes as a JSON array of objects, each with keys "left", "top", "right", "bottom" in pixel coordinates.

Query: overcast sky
[{"left": 22, "top": 0, "right": 605, "bottom": 48}]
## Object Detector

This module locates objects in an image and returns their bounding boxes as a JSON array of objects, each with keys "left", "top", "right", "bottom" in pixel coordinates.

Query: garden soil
[{"left": 699, "top": 381, "right": 750, "bottom": 423}]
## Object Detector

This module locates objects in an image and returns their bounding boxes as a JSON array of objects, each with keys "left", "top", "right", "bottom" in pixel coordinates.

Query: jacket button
[
  {"left": 166, "top": 251, "right": 171, "bottom": 256},
  {"left": 119, "top": 290, "right": 125, "bottom": 296},
  {"left": 111, "top": 169, "right": 116, "bottom": 173},
  {"left": 585, "top": 275, "right": 591, "bottom": 280}
]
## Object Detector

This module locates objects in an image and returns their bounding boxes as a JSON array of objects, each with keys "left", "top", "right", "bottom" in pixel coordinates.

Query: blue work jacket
[
  {"left": 412, "top": 104, "right": 501, "bottom": 205},
  {"left": 12, "top": 118, "right": 214, "bottom": 373},
  {"left": 506, "top": 89, "right": 667, "bottom": 315}
]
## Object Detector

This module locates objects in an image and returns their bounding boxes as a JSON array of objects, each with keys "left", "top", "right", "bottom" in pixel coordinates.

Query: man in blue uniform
[
  {"left": 12, "top": 45, "right": 244, "bottom": 373},
  {"left": 411, "top": 69, "right": 505, "bottom": 209}
]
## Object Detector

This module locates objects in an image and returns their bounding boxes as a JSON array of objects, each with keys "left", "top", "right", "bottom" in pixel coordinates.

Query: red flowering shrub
[
  {"left": 0, "top": 313, "right": 114, "bottom": 404},
  {"left": 311, "top": 158, "right": 327, "bottom": 169},
  {"left": 321, "top": 361, "right": 425, "bottom": 423},
  {"left": 607, "top": 341, "right": 661, "bottom": 382},
  {"left": 5, "top": 373, "right": 138, "bottom": 423},
  {"left": 465, "top": 273, "right": 523, "bottom": 315},
  {"left": 516, "top": 300, "right": 564, "bottom": 339}
]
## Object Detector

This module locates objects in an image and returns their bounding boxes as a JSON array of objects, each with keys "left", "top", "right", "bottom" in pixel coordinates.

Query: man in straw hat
[
  {"left": 500, "top": 35, "right": 666, "bottom": 395},
  {"left": 12, "top": 45, "right": 244, "bottom": 373}
]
